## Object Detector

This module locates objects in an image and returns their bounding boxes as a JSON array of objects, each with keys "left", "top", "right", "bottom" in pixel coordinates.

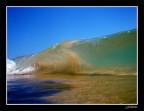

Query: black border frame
[{"left": 0, "top": 0, "right": 144, "bottom": 111}]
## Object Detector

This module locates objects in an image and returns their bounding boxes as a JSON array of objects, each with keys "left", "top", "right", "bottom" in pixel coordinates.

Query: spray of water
[{"left": 7, "top": 59, "right": 36, "bottom": 75}]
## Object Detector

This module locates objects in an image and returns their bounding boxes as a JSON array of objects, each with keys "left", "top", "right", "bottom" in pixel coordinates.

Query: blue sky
[{"left": 7, "top": 7, "right": 137, "bottom": 59}]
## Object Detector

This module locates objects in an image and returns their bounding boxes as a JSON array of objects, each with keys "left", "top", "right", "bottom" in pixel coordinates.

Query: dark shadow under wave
[{"left": 7, "top": 78, "right": 72, "bottom": 104}]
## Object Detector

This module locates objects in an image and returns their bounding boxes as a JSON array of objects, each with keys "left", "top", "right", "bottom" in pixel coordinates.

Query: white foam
[
  {"left": 7, "top": 59, "right": 36, "bottom": 75},
  {"left": 7, "top": 59, "right": 17, "bottom": 74},
  {"left": 18, "top": 66, "right": 35, "bottom": 74}
]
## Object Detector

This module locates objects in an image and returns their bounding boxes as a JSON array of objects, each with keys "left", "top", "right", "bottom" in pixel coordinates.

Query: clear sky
[{"left": 7, "top": 7, "right": 137, "bottom": 59}]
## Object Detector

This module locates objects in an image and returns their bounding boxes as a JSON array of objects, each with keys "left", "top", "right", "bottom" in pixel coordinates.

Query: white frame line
[{"left": 6, "top": 6, "right": 138, "bottom": 105}]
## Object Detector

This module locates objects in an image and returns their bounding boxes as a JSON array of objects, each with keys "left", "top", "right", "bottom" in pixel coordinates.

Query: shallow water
[
  {"left": 7, "top": 76, "right": 71, "bottom": 104},
  {"left": 7, "top": 73, "right": 137, "bottom": 104}
]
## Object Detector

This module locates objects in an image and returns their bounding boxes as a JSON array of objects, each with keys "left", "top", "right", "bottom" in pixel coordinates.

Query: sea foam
[{"left": 7, "top": 59, "right": 35, "bottom": 75}]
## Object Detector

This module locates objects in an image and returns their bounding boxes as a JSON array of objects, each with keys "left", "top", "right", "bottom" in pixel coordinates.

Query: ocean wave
[{"left": 8, "top": 29, "right": 137, "bottom": 75}]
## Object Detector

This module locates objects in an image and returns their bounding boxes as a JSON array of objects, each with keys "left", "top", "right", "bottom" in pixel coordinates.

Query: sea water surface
[{"left": 7, "top": 75, "right": 71, "bottom": 104}]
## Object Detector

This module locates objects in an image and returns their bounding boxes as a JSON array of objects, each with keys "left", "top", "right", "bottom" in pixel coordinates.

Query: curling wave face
[{"left": 8, "top": 29, "right": 137, "bottom": 75}]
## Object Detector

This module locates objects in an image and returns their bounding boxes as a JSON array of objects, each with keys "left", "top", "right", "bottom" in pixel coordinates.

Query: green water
[
  {"left": 14, "top": 29, "right": 137, "bottom": 74},
  {"left": 71, "top": 29, "right": 137, "bottom": 67}
]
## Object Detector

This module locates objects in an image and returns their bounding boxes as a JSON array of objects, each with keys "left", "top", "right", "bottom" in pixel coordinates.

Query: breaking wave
[
  {"left": 7, "top": 59, "right": 36, "bottom": 75},
  {"left": 9, "top": 29, "right": 137, "bottom": 75}
]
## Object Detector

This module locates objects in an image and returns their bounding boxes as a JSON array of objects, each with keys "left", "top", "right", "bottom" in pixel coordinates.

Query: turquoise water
[
  {"left": 13, "top": 29, "right": 137, "bottom": 74},
  {"left": 71, "top": 29, "right": 137, "bottom": 67}
]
